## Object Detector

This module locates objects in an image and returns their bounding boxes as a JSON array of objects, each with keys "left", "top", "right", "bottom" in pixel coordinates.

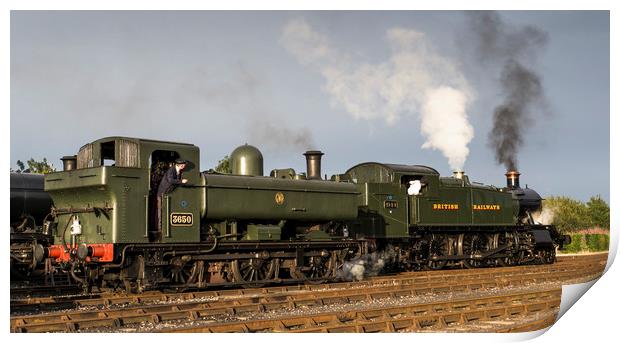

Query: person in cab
[{"left": 155, "top": 159, "right": 188, "bottom": 237}]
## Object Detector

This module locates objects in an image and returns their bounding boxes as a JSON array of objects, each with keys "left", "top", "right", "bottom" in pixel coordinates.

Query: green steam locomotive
[{"left": 42, "top": 136, "right": 569, "bottom": 291}]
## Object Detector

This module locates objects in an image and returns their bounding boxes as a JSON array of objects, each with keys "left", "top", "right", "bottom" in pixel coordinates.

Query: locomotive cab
[
  {"left": 345, "top": 162, "right": 440, "bottom": 238},
  {"left": 44, "top": 137, "right": 202, "bottom": 264}
]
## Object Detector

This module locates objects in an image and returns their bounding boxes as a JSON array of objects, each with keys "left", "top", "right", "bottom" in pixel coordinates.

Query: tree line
[
  {"left": 11, "top": 158, "right": 56, "bottom": 174},
  {"left": 542, "top": 195, "right": 610, "bottom": 232}
]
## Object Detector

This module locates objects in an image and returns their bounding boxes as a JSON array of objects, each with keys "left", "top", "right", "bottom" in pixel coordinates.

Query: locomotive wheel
[
  {"left": 461, "top": 233, "right": 490, "bottom": 269},
  {"left": 231, "top": 253, "right": 276, "bottom": 288},
  {"left": 327, "top": 249, "right": 349, "bottom": 280},
  {"left": 518, "top": 232, "right": 536, "bottom": 264},
  {"left": 123, "top": 279, "right": 137, "bottom": 293},
  {"left": 538, "top": 248, "right": 556, "bottom": 264},
  {"left": 426, "top": 234, "right": 449, "bottom": 270},
  {"left": 494, "top": 232, "right": 519, "bottom": 267},
  {"left": 292, "top": 252, "right": 334, "bottom": 284},
  {"left": 167, "top": 256, "right": 194, "bottom": 287},
  {"left": 185, "top": 261, "right": 207, "bottom": 287}
]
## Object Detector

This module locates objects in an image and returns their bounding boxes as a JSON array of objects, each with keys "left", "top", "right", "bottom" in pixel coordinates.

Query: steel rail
[
  {"left": 9, "top": 265, "right": 595, "bottom": 333},
  {"left": 498, "top": 313, "right": 558, "bottom": 333},
  {"left": 10, "top": 256, "right": 603, "bottom": 314},
  {"left": 158, "top": 289, "right": 561, "bottom": 333},
  {"left": 10, "top": 251, "right": 603, "bottom": 301}
]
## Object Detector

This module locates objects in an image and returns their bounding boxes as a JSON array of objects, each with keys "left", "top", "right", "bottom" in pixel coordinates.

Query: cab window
[
  {"left": 402, "top": 176, "right": 427, "bottom": 196},
  {"left": 149, "top": 150, "right": 180, "bottom": 192},
  {"left": 101, "top": 141, "right": 115, "bottom": 166}
]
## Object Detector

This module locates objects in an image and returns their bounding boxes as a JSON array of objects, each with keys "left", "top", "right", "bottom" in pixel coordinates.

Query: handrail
[
  {"left": 165, "top": 195, "right": 170, "bottom": 238},
  {"left": 144, "top": 195, "right": 149, "bottom": 238}
]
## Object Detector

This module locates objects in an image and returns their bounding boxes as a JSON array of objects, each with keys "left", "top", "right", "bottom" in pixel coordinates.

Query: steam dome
[{"left": 230, "top": 144, "right": 263, "bottom": 176}]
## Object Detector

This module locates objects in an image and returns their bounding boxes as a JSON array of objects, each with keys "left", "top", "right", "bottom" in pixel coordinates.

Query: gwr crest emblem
[{"left": 275, "top": 192, "right": 285, "bottom": 205}]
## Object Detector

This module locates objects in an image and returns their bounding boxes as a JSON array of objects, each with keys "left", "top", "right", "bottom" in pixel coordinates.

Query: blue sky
[{"left": 10, "top": 11, "right": 610, "bottom": 202}]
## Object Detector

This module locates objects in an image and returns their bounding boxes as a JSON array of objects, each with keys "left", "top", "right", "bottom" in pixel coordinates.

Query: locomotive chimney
[
  {"left": 61, "top": 155, "right": 77, "bottom": 171},
  {"left": 506, "top": 171, "right": 521, "bottom": 189},
  {"left": 303, "top": 150, "right": 324, "bottom": 180}
]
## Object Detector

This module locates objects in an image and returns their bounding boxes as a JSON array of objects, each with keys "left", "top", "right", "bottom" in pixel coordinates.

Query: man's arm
[{"left": 164, "top": 169, "right": 183, "bottom": 186}]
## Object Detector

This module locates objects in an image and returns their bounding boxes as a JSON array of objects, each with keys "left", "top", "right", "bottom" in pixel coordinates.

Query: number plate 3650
[{"left": 170, "top": 213, "right": 193, "bottom": 226}]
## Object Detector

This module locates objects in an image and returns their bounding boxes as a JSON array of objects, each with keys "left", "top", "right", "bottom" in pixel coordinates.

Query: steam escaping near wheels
[{"left": 338, "top": 246, "right": 399, "bottom": 281}]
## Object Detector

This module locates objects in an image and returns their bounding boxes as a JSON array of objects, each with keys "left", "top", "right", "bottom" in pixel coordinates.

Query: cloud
[{"left": 282, "top": 18, "right": 475, "bottom": 170}]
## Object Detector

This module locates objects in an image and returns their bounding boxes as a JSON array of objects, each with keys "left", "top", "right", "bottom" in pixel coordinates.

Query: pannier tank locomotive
[{"left": 38, "top": 136, "right": 569, "bottom": 291}]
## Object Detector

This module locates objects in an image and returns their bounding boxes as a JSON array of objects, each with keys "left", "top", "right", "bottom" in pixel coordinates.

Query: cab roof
[
  {"left": 84, "top": 136, "right": 196, "bottom": 148},
  {"left": 345, "top": 162, "right": 439, "bottom": 184}
]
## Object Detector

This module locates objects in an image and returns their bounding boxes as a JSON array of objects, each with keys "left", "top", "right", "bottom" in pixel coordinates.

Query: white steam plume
[
  {"left": 282, "top": 19, "right": 475, "bottom": 170},
  {"left": 421, "top": 87, "right": 473, "bottom": 170},
  {"left": 338, "top": 246, "right": 398, "bottom": 281},
  {"left": 532, "top": 206, "right": 556, "bottom": 225}
]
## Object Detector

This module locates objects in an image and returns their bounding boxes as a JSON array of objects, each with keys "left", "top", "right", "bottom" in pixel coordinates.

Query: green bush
[
  {"left": 13, "top": 158, "right": 56, "bottom": 174},
  {"left": 543, "top": 197, "right": 591, "bottom": 232},
  {"left": 542, "top": 195, "right": 610, "bottom": 233},
  {"left": 587, "top": 196, "right": 610, "bottom": 229},
  {"left": 585, "top": 234, "right": 610, "bottom": 252},
  {"left": 602, "top": 234, "right": 610, "bottom": 250},
  {"left": 562, "top": 233, "right": 609, "bottom": 253},
  {"left": 563, "top": 234, "right": 583, "bottom": 253},
  {"left": 585, "top": 234, "right": 599, "bottom": 251}
]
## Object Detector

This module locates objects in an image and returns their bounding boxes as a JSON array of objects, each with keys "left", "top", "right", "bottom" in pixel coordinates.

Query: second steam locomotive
[
  {"left": 10, "top": 173, "right": 53, "bottom": 279},
  {"left": 36, "top": 136, "right": 568, "bottom": 291}
]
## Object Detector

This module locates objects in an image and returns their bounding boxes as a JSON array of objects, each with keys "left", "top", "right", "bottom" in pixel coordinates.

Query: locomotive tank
[
  {"left": 202, "top": 173, "right": 358, "bottom": 221},
  {"left": 201, "top": 145, "right": 359, "bottom": 222},
  {"left": 10, "top": 173, "right": 53, "bottom": 228}
]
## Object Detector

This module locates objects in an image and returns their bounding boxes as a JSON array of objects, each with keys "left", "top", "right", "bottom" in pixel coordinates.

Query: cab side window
[
  {"left": 149, "top": 150, "right": 180, "bottom": 192},
  {"left": 100, "top": 141, "right": 115, "bottom": 166},
  {"left": 403, "top": 176, "right": 427, "bottom": 196}
]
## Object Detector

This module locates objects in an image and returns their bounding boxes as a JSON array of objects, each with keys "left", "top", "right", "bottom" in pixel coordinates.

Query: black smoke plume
[
  {"left": 490, "top": 60, "right": 544, "bottom": 171},
  {"left": 466, "top": 12, "right": 548, "bottom": 171},
  {"left": 248, "top": 118, "right": 315, "bottom": 152}
]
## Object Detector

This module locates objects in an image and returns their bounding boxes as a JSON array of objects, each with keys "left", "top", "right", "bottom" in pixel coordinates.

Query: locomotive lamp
[{"left": 70, "top": 216, "right": 82, "bottom": 235}]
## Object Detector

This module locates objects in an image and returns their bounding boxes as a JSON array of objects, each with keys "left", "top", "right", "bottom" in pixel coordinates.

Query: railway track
[
  {"left": 10, "top": 252, "right": 604, "bottom": 301},
  {"left": 11, "top": 252, "right": 604, "bottom": 311},
  {"left": 163, "top": 289, "right": 562, "bottom": 333},
  {"left": 10, "top": 284, "right": 82, "bottom": 299},
  {"left": 10, "top": 253, "right": 606, "bottom": 333}
]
